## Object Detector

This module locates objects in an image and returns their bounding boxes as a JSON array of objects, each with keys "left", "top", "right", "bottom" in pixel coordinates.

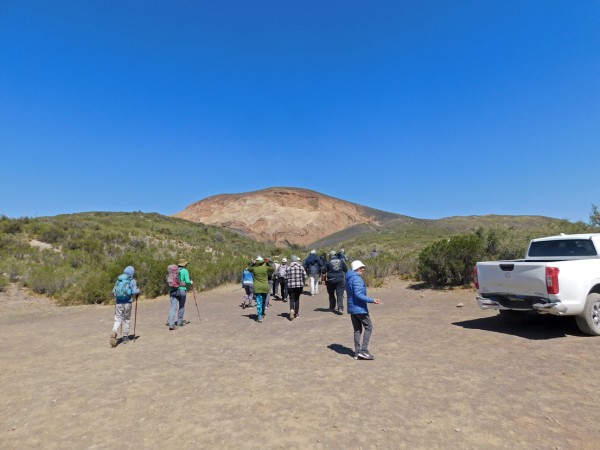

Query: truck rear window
[{"left": 528, "top": 239, "right": 597, "bottom": 257}]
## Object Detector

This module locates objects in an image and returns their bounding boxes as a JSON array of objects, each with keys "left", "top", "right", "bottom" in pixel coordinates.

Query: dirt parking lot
[{"left": 1, "top": 280, "right": 599, "bottom": 449}]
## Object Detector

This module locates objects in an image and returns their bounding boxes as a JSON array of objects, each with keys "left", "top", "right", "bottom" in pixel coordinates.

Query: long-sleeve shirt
[{"left": 286, "top": 262, "right": 307, "bottom": 288}]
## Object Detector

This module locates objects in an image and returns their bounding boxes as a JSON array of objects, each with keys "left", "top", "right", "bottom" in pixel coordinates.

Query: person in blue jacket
[
  {"left": 346, "top": 260, "right": 380, "bottom": 360},
  {"left": 241, "top": 263, "right": 255, "bottom": 309}
]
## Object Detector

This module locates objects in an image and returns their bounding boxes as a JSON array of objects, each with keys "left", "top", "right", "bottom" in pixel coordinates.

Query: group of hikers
[{"left": 109, "top": 250, "right": 380, "bottom": 360}]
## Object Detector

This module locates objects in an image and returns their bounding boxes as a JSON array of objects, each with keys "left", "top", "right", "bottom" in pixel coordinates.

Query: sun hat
[
  {"left": 351, "top": 260, "right": 365, "bottom": 271},
  {"left": 311, "top": 249, "right": 316, "bottom": 254},
  {"left": 329, "top": 250, "right": 336, "bottom": 257},
  {"left": 177, "top": 259, "right": 189, "bottom": 267},
  {"left": 282, "top": 258, "right": 287, "bottom": 263},
  {"left": 291, "top": 255, "right": 299, "bottom": 262},
  {"left": 255, "top": 256, "right": 264, "bottom": 262}
]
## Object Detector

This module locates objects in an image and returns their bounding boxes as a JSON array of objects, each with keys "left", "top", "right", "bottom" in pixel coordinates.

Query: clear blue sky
[{"left": 1, "top": 1, "right": 598, "bottom": 222}]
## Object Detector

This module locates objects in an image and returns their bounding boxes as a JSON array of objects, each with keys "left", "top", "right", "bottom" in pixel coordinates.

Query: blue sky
[{"left": 1, "top": 1, "right": 598, "bottom": 222}]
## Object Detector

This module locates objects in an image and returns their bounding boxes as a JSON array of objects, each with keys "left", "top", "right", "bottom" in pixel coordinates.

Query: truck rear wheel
[
  {"left": 498, "top": 310, "right": 531, "bottom": 323},
  {"left": 575, "top": 293, "right": 600, "bottom": 336}
]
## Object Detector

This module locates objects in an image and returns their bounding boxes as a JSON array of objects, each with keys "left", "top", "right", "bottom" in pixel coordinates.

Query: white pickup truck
[{"left": 473, "top": 233, "right": 600, "bottom": 335}]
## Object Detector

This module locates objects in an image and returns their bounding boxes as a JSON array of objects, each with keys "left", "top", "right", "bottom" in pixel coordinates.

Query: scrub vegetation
[
  {"left": 0, "top": 210, "right": 596, "bottom": 305},
  {"left": 0, "top": 212, "right": 276, "bottom": 305}
]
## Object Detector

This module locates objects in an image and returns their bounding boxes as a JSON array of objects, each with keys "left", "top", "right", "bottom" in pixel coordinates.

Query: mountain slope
[{"left": 174, "top": 187, "right": 412, "bottom": 246}]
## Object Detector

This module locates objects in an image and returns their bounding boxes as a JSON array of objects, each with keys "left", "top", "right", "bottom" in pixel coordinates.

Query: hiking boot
[
  {"left": 241, "top": 302, "right": 246, "bottom": 309},
  {"left": 110, "top": 332, "right": 118, "bottom": 348},
  {"left": 289, "top": 310, "right": 295, "bottom": 321},
  {"left": 122, "top": 336, "right": 130, "bottom": 345},
  {"left": 357, "top": 351, "right": 375, "bottom": 360},
  {"left": 169, "top": 325, "right": 176, "bottom": 330},
  {"left": 258, "top": 316, "right": 263, "bottom": 323},
  {"left": 177, "top": 320, "right": 184, "bottom": 327}
]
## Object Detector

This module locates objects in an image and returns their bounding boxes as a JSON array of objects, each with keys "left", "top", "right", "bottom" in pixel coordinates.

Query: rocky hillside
[{"left": 173, "top": 187, "right": 410, "bottom": 246}]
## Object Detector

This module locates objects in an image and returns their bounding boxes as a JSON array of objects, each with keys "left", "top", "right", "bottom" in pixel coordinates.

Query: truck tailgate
[{"left": 477, "top": 261, "right": 548, "bottom": 297}]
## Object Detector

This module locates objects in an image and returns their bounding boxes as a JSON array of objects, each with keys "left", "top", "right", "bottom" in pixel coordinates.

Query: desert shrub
[
  {"left": 134, "top": 256, "right": 171, "bottom": 298},
  {"left": 0, "top": 273, "right": 8, "bottom": 291},
  {"left": 417, "top": 235, "right": 484, "bottom": 287},
  {"left": 1, "top": 219, "right": 23, "bottom": 234},
  {"left": 40, "top": 226, "right": 66, "bottom": 244},
  {"left": 26, "top": 266, "right": 73, "bottom": 296},
  {"left": 59, "top": 269, "right": 114, "bottom": 305}
]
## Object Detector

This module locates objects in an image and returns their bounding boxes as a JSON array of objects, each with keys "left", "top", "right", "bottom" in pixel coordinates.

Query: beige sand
[{"left": 1, "top": 280, "right": 599, "bottom": 449}]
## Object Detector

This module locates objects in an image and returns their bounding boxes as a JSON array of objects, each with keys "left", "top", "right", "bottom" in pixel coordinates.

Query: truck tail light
[
  {"left": 473, "top": 266, "right": 479, "bottom": 289},
  {"left": 546, "top": 267, "right": 560, "bottom": 294}
]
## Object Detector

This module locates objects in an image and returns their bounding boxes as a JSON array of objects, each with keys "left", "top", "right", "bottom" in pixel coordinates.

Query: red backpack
[{"left": 166, "top": 264, "right": 183, "bottom": 288}]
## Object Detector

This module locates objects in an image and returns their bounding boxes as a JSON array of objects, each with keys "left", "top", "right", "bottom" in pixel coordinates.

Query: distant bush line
[{"left": 0, "top": 212, "right": 596, "bottom": 304}]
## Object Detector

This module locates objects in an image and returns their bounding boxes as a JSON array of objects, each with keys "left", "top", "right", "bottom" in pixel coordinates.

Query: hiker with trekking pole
[
  {"left": 167, "top": 259, "right": 194, "bottom": 330},
  {"left": 110, "top": 265, "right": 140, "bottom": 347}
]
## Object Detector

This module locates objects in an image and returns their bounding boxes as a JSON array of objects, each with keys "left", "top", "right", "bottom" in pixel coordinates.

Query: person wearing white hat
[
  {"left": 303, "top": 249, "right": 323, "bottom": 296},
  {"left": 346, "top": 260, "right": 380, "bottom": 360},
  {"left": 277, "top": 258, "right": 289, "bottom": 302},
  {"left": 248, "top": 255, "right": 274, "bottom": 323}
]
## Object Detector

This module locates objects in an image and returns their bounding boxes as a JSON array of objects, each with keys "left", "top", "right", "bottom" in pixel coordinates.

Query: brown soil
[
  {"left": 173, "top": 187, "right": 389, "bottom": 246},
  {"left": 1, "top": 280, "right": 598, "bottom": 449}
]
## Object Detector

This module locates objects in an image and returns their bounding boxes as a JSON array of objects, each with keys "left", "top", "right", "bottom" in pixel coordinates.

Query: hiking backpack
[
  {"left": 166, "top": 264, "right": 183, "bottom": 288},
  {"left": 113, "top": 274, "right": 132, "bottom": 302}
]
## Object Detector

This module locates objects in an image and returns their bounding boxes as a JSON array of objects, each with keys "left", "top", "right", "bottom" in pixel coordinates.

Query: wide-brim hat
[{"left": 177, "top": 259, "right": 189, "bottom": 267}]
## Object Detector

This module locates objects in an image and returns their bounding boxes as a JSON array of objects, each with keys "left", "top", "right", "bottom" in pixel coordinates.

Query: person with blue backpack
[{"left": 110, "top": 265, "right": 140, "bottom": 347}]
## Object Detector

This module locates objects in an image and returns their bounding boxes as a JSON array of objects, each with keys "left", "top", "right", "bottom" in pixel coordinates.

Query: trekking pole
[
  {"left": 133, "top": 295, "right": 139, "bottom": 341},
  {"left": 192, "top": 288, "right": 201, "bottom": 320}
]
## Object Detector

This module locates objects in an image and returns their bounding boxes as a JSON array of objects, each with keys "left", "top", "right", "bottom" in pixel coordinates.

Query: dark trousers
[
  {"left": 279, "top": 278, "right": 288, "bottom": 300},
  {"left": 351, "top": 314, "right": 373, "bottom": 353},
  {"left": 289, "top": 287, "right": 303, "bottom": 315},
  {"left": 326, "top": 279, "right": 345, "bottom": 311}
]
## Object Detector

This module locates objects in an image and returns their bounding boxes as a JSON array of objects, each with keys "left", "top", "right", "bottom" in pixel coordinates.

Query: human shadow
[
  {"left": 242, "top": 313, "right": 259, "bottom": 321},
  {"left": 327, "top": 343, "right": 355, "bottom": 358},
  {"left": 314, "top": 307, "right": 334, "bottom": 313},
  {"left": 277, "top": 312, "right": 295, "bottom": 320},
  {"left": 452, "top": 314, "right": 585, "bottom": 340}
]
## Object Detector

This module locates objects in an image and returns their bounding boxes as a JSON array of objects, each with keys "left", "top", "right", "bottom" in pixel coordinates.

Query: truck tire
[
  {"left": 498, "top": 310, "right": 531, "bottom": 324},
  {"left": 575, "top": 293, "right": 600, "bottom": 336}
]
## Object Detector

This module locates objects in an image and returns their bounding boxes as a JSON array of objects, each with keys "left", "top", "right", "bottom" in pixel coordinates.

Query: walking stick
[
  {"left": 192, "top": 288, "right": 201, "bottom": 320},
  {"left": 133, "top": 295, "right": 139, "bottom": 341}
]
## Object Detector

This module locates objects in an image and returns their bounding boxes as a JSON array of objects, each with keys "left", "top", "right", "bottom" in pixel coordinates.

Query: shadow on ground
[
  {"left": 452, "top": 314, "right": 586, "bottom": 340},
  {"left": 327, "top": 343, "right": 355, "bottom": 358}
]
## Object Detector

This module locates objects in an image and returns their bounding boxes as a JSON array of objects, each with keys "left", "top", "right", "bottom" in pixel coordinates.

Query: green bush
[
  {"left": 0, "top": 273, "right": 8, "bottom": 292},
  {"left": 417, "top": 235, "right": 484, "bottom": 287}
]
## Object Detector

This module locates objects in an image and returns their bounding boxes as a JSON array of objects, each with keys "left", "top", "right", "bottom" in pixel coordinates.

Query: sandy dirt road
[{"left": 1, "top": 280, "right": 599, "bottom": 449}]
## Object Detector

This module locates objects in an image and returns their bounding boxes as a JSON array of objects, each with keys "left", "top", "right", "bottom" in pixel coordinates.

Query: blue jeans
[{"left": 169, "top": 289, "right": 186, "bottom": 327}]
